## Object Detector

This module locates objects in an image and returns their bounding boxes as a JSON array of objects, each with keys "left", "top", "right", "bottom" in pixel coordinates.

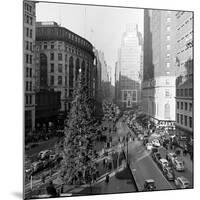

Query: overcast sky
[{"left": 36, "top": 2, "right": 144, "bottom": 85}]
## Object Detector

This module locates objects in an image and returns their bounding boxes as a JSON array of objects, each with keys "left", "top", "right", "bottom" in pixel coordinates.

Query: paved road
[{"left": 116, "top": 119, "right": 174, "bottom": 191}]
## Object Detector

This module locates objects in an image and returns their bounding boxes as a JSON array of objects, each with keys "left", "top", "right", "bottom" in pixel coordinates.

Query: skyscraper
[
  {"left": 117, "top": 24, "right": 142, "bottom": 109},
  {"left": 142, "top": 10, "right": 176, "bottom": 129},
  {"left": 24, "top": 0, "right": 36, "bottom": 134}
]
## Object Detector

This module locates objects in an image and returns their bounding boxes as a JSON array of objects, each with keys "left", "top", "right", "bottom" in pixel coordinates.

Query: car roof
[
  {"left": 145, "top": 179, "right": 155, "bottom": 183},
  {"left": 178, "top": 176, "right": 189, "bottom": 183},
  {"left": 160, "top": 158, "right": 168, "bottom": 162}
]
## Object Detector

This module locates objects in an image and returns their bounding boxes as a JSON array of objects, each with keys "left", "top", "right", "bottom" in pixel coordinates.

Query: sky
[{"left": 36, "top": 2, "right": 144, "bottom": 85}]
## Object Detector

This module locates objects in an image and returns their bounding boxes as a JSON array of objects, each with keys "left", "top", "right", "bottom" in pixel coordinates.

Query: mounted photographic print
[{"left": 23, "top": 0, "right": 194, "bottom": 199}]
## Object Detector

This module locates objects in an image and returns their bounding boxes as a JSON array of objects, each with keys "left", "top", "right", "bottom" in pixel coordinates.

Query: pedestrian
[
  {"left": 103, "top": 159, "right": 105, "bottom": 168},
  {"left": 105, "top": 174, "right": 109, "bottom": 184}
]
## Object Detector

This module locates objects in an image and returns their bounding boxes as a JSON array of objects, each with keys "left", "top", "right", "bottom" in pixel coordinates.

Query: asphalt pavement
[{"left": 117, "top": 118, "right": 175, "bottom": 191}]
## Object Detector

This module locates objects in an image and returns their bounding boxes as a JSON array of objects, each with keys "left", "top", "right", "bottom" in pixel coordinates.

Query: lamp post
[{"left": 126, "top": 134, "right": 129, "bottom": 166}]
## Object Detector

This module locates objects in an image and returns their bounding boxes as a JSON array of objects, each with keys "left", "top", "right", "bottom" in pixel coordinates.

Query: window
[
  {"left": 26, "top": 54, "right": 29, "bottom": 63},
  {"left": 30, "top": 55, "right": 32, "bottom": 64},
  {"left": 189, "top": 103, "right": 192, "bottom": 112},
  {"left": 29, "top": 82, "right": 32, "bottom": 91},
  {"left": 181, "top": 102, "right": 183, "bottom": 109},
  {"left": 176, "top": 89, "right": 179, "bottom": 96},
  {"left": 65, "top": 54, "right": 67, "bottom": 62},
  {"left": 26, "top": 82, "right": 29, "bottom": 91},
  {"left": 167, "top": 35, "right": 170, "bottom": 41},
  {"left": 50, "top": 76, "right": 54, "bottom": 85},
  {"left": 30, "top": 17, "right": 32, "bottom": 25},
  {"left": 167, "top": 44, "right": 170, "bottom": 50},
  {"left": 26, "top": 68, "right": 29, "bottom": 77},
  {"left": 44, "top": 43, "right": 47, "bottom": 49},
  {"left": 185, "top": 102, "right": 188, "bottom": 110},
  {"left": 26, "top": 27, "right": 29, "bottom": 37},
  {"left": 167, "top": 53, "right": 170, "bottom": 58},
  {"left": 50, "top": 53, "right": 54, "bottom": 60},
  {"left": 177, "top": 102, "right": 179, "bottom": 109},
  {"left": 181, "top": 115, "right": 183, "bottom": 124},
  {"left": 181, "top": 89, "right": 184, "bottom": 96},
  {"left": 58, "top": 76, "right": 62, "bottom": 85},
  {"left": 184, "top": 116, "right": 187, "bottom": 126},
  {"left": 177, "top": 113, "right": 179, "bottom": 123},
  {"left": 30, "top": 68, "right": 32, "bottom": 77},
  {"left": 30, "top": 29, "right": 32, "bottom": 38},
  {"left": 50, "top": 63, "right": 54, "bottom": 72},
  {"left": 189, "top": 88, "right": 193, "bottom": 97},
  {"left": 29, "top": 96, "right": 32, "bottom": 105},
  {"left": 165, "top": 89, "right": 170, "bottom": 97},
  {"left": 26, "top": 95, "right": 29, "bottom": 105},
  {"left": 30, "top": 42, "right": 32, "bottom": 51},
  {"left": 167, "top": 26, "right": 171, "bottom": 31},
  {"left": 189, "top": 117, "right": 192, "bottom": 128},
  {"left": 185, "top": 88, "right": 188, "bottom": 96},
  {"left": 51, "top": 42, "right": 54, "bottom": 49},
  {"left": 26, "top": 15, "right": 29, "bottom": 24},
  {"left": 26, "top": 41, "right": 29, "bottom": 50},
  {"left": 58, "top": 64, "right": 62, "bottom": 73},
  {"left": 58, "top": 53, "right": 62, "bottom": 61}
]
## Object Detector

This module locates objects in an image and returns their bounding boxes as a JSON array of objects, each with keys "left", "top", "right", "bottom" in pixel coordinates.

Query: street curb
[{"left": 122, "top": 151, "right": 139, "bottom": 192}]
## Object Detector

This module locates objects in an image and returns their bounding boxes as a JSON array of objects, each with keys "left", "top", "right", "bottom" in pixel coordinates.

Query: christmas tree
[{"left": 59, "top": 70, "right": 97, "bottom": 185}]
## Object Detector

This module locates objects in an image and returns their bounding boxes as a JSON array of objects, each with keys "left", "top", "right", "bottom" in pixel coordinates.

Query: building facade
[
  {"left": 23, "top": 1, "right": 36, "bottom": 134},
  {"left": 175, "top": 11, "right": 193, "bottom": 141},
  {"left": 35, "top": 22, "right": 95, "bottom": 116},
  {"left": 142, "top": 10, "right": 176, "bottom": 129},
  {"left": 117, "top": 24, "right": 142, "bottom": 109}
]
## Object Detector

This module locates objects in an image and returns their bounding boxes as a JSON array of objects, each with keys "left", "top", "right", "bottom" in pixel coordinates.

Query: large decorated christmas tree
[{"left": 59, "top": 70, "right": 97, "bottom": 185}]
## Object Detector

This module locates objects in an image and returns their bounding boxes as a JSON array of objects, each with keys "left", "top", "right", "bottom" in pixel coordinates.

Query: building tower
[
  {"left": 118, "top": 24, "right": 142, "bottom": 109},
  {"left": 23, "top": 0, "right": 36, "bottom": 134}
]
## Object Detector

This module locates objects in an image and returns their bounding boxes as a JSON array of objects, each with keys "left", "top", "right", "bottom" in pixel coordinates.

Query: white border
[{"left": 0, "top": 0, "right": 199, "bottom": 200}]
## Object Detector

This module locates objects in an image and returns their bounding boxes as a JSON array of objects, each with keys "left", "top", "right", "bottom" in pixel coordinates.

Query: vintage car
[{"left": 143, "top": 179, "right": 156, "bottom": 191}]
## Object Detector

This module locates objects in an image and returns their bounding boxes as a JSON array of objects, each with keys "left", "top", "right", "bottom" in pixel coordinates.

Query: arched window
[
  {"left": 40, "top": 53, "right": 48, "bottom": 87},
  {"left": 164, "top": 103, "right": 170, "bottom": 119},
  {"left": 69, "top": 56, "right": 74, "bottom": 88},
  {"left": 75, "top": 58, "right": 80, "bottom": 81}
]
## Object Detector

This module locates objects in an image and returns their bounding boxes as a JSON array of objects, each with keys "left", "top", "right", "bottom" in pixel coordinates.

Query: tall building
[
  {"left": 23, "top": 1, "right": 36, "bottom": 134},
  {"left": 117, "top": 24, "right": 142, "bottom": 109},
  {"left": 35, "top": 22, "right": 95, "bottom": 118},
  {"left": 142, "top": 10, "right": 176, "bottom": 129},
  {"left": 175, "top": 11, "right": 193, "bottom": 142}
]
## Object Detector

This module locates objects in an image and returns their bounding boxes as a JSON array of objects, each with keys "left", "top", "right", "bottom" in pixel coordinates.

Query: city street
[{"left": 116, "top": 118, "right": 193, "bottom": 190}]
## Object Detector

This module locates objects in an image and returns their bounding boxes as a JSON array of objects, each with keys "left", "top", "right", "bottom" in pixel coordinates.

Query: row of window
[
  {"left": 176, "top": 88, "right": 193, "bottom": 97},
  {"left": 25, "top": 95, "right": 32, "bottom": 105},
  {"left": 50, "top": 53, "right": 67, "bottom": 61},
  {"left": 26, "top": 81, "right": 32, "bottom": 91},
  {"left": 25, "top": 41, "right": 33, "bottom": 51},
  {"left": 26, "top": 68, "right": 32, "bottom": 78},
  {"left": 26, "top": 27, "right": 33, "bottom": 38},
  {"left": 177, "top": 113, "right": 192, "bottom": 128},
  {"left": 40, "top": 42, "right": 84, "bottom": 57},
  {"left": 24, "top": 3, "right": 32, "bottom": 13},
  {"left": 177, "top": 101, "right": 192, "bottom": 111},
  {"left": 24, "top": 14, "right": 33, "bottom": 25},
  {"left": 50, "top": 76, "right": 64, "bottom": 86},
  {"left": 25, "top": 54, "right": 33, "bottom": 64},
  {"left": 50, "top": 63, "right": 64, "bottom": 73}
]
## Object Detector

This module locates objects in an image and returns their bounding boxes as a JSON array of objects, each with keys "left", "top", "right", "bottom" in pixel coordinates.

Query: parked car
[
  {"left": 159, "top": 158, "right": 169, "bottom": 170},
  {"left": 174, "top": 158, "right": 184, "bottom": 172},
  {"left": 166, "top": 152, "right": 177, "bottom": 165},
  {"left": 143, "top": 179, "right": 156, "bottom": 191},
  {"left": 152, "top": 152, "right": 161, "bottom": 164},
  {"left": 146, "top": 143, "right": 153, "bottom": 151},
  {"left": 175, "top": 176, "right": 190, "bottom": 189},
  {"left": 38, "top": 150, "right": 52, "bottom": 160},
  {"left": 32, "top": 161, "right": 43, "bottom": 172},
  {"left": 152, "top": 139, "right": 160, "bottom": 147},
  {"left": 163, "top": 166, "right": 175, "bottom": 181}
]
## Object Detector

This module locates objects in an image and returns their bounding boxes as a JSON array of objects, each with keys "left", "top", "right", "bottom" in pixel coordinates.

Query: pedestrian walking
[
  {"left": 103, "top": 159, "right": 106, "bottom": 168},
  {"left": 105, "top": 174, "right": 110, "bottom": 184}
]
